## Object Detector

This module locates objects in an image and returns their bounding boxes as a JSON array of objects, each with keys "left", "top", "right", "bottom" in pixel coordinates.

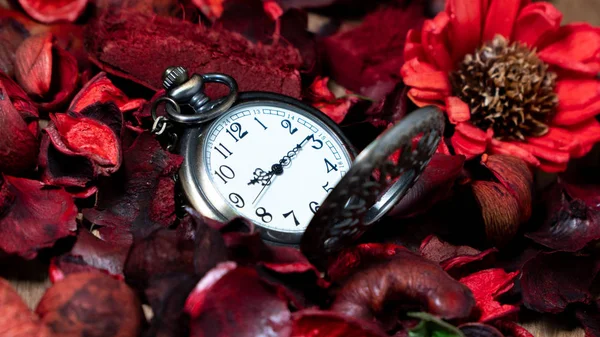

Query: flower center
[{"left": 450, "top": 35, "right": 558, "bottom": 141}]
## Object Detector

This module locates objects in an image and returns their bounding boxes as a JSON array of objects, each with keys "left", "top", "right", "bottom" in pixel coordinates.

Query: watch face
[{"left": 201, "top": 100, "right": 353, "bottom": 238}]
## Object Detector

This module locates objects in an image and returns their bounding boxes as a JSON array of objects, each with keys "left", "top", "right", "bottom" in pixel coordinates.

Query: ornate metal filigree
[{"left": 300, "top": 106, "right": 445, "bottom": 267}]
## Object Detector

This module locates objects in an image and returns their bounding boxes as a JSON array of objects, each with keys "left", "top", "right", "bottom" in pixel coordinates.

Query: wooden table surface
[{"left": 2, "top": 1, "right": 599, "bottom": 336}]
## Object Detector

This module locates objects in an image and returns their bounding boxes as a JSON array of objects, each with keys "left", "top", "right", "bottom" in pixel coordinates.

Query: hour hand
[{"left": 248, "top": 168, "right": 274, "bottom": 186}]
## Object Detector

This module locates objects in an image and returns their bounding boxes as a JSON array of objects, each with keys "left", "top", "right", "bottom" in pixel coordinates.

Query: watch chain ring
[{"left": 300, "top": 106, "right": 445, "bottom": 265}]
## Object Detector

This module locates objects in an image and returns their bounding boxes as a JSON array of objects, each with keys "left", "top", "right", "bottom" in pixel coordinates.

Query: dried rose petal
[
  {"left": 304, "top": 76, "right": 358, "bottom": 124},
  {"left": 69, "top": 72, "right": 145, "bottom": 114},
  {"left": 36, "top": 272, "right": 143, "bottom": 337},
  {"left": 291, "top": 309, "right": 387, "bottom": 337},
  {"left": 0, "top": 74, "right": 38, "bottom": 176},
  {"left": 14, "top": 32, "right": 78, "bottom": 111},
  {"left": 321, "top": 2, "right": 426, "bottom": 100},
  {"left": 521, "top": 252, "right": 600, "bottom": 313},
  {"left": 185, "top": 263, "right": 292, "bottom": 337},
  {"left": 85, "top": 10, "right": 302, "bottom": 98},
  {"left": 0, "top": 277, "right": 47, "bottom": 337},
  {"left": 526, "top": 182, "right": 600, "bottom": 252},
  {"left": 494, "top": 320, "right": 534, "bottom": 337},
  {"left": 19, "top": 0, "right": 88, "bottom": 23},
  {"left": 390, "top": 153, "right": 466, "bottom": 218},
  {"left": 0, "top": 175, "right": 77, "bottom": 259},
  {"left": 0, "top": 13, "right": 31, "bottom": 77},
  {"left": 83, "top": 132, "right": 183, "bottom": 242},
  {"left": 419, "top": 235, "right": 498, "bottom": 275},
  {"left": 460, "top": 323, "right": 504, "bottom": 337},
  {"left": 459, "top": 269, "right": 520, "bottom": 322},
  {"left": 327, "top": 243, "right": 409, "bottom": 283},
  {"left": 330, "top": 249, "right": 475, "bottom": 325},
  {"left": 0, "top": 71, "right": 38, "bottom": 136}
]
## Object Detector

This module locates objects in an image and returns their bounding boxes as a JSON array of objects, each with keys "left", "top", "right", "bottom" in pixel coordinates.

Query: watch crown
[{"left": 162, "top": 66, "right": 189, "bottom": 91}]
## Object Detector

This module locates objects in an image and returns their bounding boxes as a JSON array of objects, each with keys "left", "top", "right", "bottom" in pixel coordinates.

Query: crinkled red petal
[
  {"left": 521, "top": 252, "right": 600, "bottom": 313},
  {"left": 419, "top": 235, "right": 498, "bottom": 274},
  {"left": 403, "top": 71, "right": 452, "bottom": 93},
  {"left": 185, "top": 263, "right": 292, "bottom": 337},
  {"left": 327, "top": 243, "right": 409, "bottom": 283},
  {"left": 516, "top": 141, "right": 570, "bottom": 172},
  {"left": 482, "top": 0, "right": 523, "bottom": 41},
  {"left": 400, "top": 57, "right": 440, "bottom": 79},
  {"left": 70, "top": 72, "right": 145, "bottom": 114},
  {"left": 389, "top": 153, "right": 465, "bottom": 218},
  {"left": 36, "top": 272, "right": 143, "bottom": 337},
  {"left": 192, "top": 0, "right": 225, "bottom": 21},
  {"left": 446, "top": 96, "right": 470, "bottom": 124},
  {"left": 0, "top": 175, "right": 77, "bottom": 259},
  {"left": 330, "top": 249, "right": 475, "bottom": 323},
  {"left": 85, "top": 11, "right": 302, "bottom": 98},
  {"left": 553, "top": 78, "right": 600, "bottom": 126},
  {"left": 459, "top": 268, "right": 520, "bottom": 322},
  {"left": 306, "top": 76, "right": 357, "bottom": 124},
  {"left": 489, "top": 139, "right": 540, "bottom": 167},
  {"left": 450, "top": 122, "right": 491, "bottom": 160},
  {"left": 538, "top": 23, "right": 600, "bottom": 76},
  {"left": 291, "top": 309, "right": 387, "bottom": 337},
  {"left": 83, "top": 132, "right": 183, "bottom": 241},
  {"left": 446, "top": 0, "right": 484, "bottom": 62},
  {"left": 407, "top": 88, "right": 447, "bottom": 109},
  {"left": 0, "top": 278, "right": 46, "bottom": 337},
  {"left": 513, "top": 2, "right": 562, "bottom": 47},
  {"left": 18, "top": 0, "right": 88, "bottom": 23},
  {"left": 36, "top": 40, "right": 79, "bottom": 111},
  {"left": 0, "top": 75, "right": 38, "bottom": 176},
  {"left": 421, "top": 12, "right": 453, "bottom": 72},
  {"left": 0, "top": 71, "right": 39, "bottom": 136}
]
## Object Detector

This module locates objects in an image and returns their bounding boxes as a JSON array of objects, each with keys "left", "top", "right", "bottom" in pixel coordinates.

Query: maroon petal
[
  {"left": 0, "top": 71, "right": 38, "bottom": 136},
  {"left": 18, "top": 0, "right": 88, "bottom": 23},
  {"left": 419, "top": 235, "right": 498, "bottom": 276},
  {"left": 459, "top": 269, "right": 520, "bottom": 322},
  {"left": 0, "top": 175, "right": 77, "bottom": 259},
  {"left": 184, "top": 263, "right": 292, "bottom": 337},
  {"left": 291, "top": 309, "right": 387, "bottom": 337},
  {"left": 526, "top": 182, "right": 600, "bottom": 252},
  {"left": 36, "top": 272, "right": 144, "bottom": 337},
  {"left": 83, "top": 132, "right": 183, "bottom": 242},
  {"left": 0, "top": 74, "right": 38, "bottom": 176},
  {"left": 494, "top": 320, "right": 535, "bottom": 337},
  {"left": 521, "top": 252, "right": 600, "bottom": 313},
  {"left": 321, "top": 2, "right": 426, "bottom": 100},
  {"left": 330, "top": 249, "right": 475, "bottom": 327},
  {"left": 69, "top": 72, "right": 145, "bottom": 114},
  {"left": 85, "top": 10, "right": 302, "bottom": 98},
  {"left": 327, "top": 243, "right": 409, "bottom": 283},
  {"left": 0, "top": 11, "right": 33, "bottom": 77},
  {"left": 389, "top": 153, "right": 466, "bottom": 218}
]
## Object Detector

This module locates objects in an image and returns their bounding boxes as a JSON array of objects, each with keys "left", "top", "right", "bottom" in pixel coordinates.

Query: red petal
[
  {"left": 86, "top": 10, "right": 302, "bottom": 97},
  {"left": 482, "top": 0, "right": 523, "bottom": 41},
  {"left": 0, "top": 71, "right": 39, "bottom": 137},
  {"left": 446, "top": 96, "right": 470, "bottom": 124},
  {"left": 305, "top": 76, "right": 358, "bottom": 124},
  {"left": 420, "top": 235, "right": 498, "bottom": 275},
  {"left": 521, "top": 252, "right": 600, "bottom": 313},
  {"left": 553, "top": 78, "right": 600, "bottom": 126},
  {"left": 450, "top": 122, "right": 490, "bottom": 160},
  {"left": 407, "top": 88, "right": 447, "bottom": 108},
  {"left": 0, "top": 74, "right": 38, "bottom": 176},
  {"left": 70, "top": 72, "right": 145, "bottom": 114},
  {"left": 576, "top": 302, "right": 600, "bottom": 337},
  {"left": 0, "top": 175, "right": 77, "bottom": 259},
  {"left": 36, "top": 272, "right": 143, "bottom": 337},
  {"left": 0, "top": 278, "right": 46, "bottom": 337},
  {"left": 185, "top": 263, "right": 292, "bottom": 337},
  {"left": 327, "top": 243, "right": 409, "bottom": 283},
  {"left": 538, "top": 23, "right": 600, "bottom": 76},
  {"left": 489, "top": 139, "right": 540, "bottom": 167},
  {"left": 19, "top": 0, "right": 88, "bottom": 23},
  {"left": 568, "top": 119, "right": 600, "bottom": 158},
  {"left": 403, "top": 71, "right": 452, "bottom": 93},
  {"left": 400, "top": 57, "right": 439, "bottom": 78},
  {"left": 494, "top": 321, "right": 534, "bottom": 337},
  {"left": 37, "top": 39, "right": 79, "bottom": 111},
  {"left": 471, "top": 181, "right": 521, "bottom": 246},
  {"left": 192, "top": 0, "right": 225, "bottom": 20},
  {"left": 513, "top": 2, "right": 562, "bottom": 47},
  {"left": 421, "top": 12, "right": 453, "bottom": 72},
  {"left": 516, "top": 142, "right": 570, "bottom": 172},
  {"left": 525, "top": 126, "right": 576, "bottom": 153},
  {"left": 459, "top": 268, "right": 520, "bottom": 322},
  {"left": 404, "top": 29, "right": 425, "bottom": 61},
  {"left": 291, "top": 309, "right": 387, "bottom": 337},
  {"left": 446, "top": 0, "right": 483, "bottom": 62},
  {"left": 14, "top": 33, "right": 53, "bottom": 97}
]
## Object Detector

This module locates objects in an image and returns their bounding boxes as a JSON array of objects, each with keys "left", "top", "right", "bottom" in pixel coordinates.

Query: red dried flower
[
  {"left": 0, "top": 175, "right": 77, "bottom": 259},
  {"left": 18, "top": 0, "right": 88, "bottom": 23},
  {"left": 401, "top": 0, "right": 600, "bottom": 172},
  {"left": 69, "top": 72, "right": 145, "bottom": 114},
  {"left": 305, "top": 76, "right": 358, "bottom": 124}
]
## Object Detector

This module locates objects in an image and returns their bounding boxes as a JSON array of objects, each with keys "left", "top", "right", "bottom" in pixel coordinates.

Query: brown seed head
[{"left": 450, "top": 35, "right": 558, "bottom": 141}]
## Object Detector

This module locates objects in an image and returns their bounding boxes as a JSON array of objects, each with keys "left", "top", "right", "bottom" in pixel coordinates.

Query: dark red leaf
[
  {"left": 459, "top": 269, "right": 520, "bottom": 322},
  {"left": 85, "top": 10, "right": 302, "bottom": 98},
  {"left": 576, "top": 301, "right": 600, "bottom": 337},
  {"left": 321, "top": 2, "right": 426, "bottom": 100},
  {"left": 14, "top": 32, "right": 78, "bottom": 112},
  {"left": 36, "top": 272, "right": 144, "bottom": 337},
  {"left": 460, "top": 323, "right": 504, "bottom": 337},
  {"left": 327, "top": 243, "right": 409, "bottom": 283},
  {"left": 50, "top": 229, "right": 129, "bottom": 282},
  {"left": 389, "top": 153, "right": 466, "bottom": 218},
  {"left": 419, "top": 235, "right": 498, "bottom": 275},
  {"left": 83, "top": 132, "right": 183, "bottom": 243},
  {"left": 291, "top": 309, "right": 387, "bottom": 337},
  {"left": 0, "top": 73, "right": 38, "bottom": 176},
  {"left": 18, "top": 0, "right": 88, "bottom": 23},
  {"left": 69, "top": 72, "right": 145, "bottom": 114},
  {"left": 521, "top": 252, "right": 600, "bottom": 313},
  {"left": 184, "top": 262, "right": 292, "bottom": 337},
  {"left": 526, "top": 182, "right": 600, "bottom": 252},
  {"left": 0, "top": 277, "right": 48, "bottom": 337},
  {"left": 0, "top": 175, "right": 77, "bottom": 259},
  {"left": 330, "top": 249, "right": 475, "bottom": 328},
  {"left": 494, "top": 320, "right": 535, "bottom": 337}
]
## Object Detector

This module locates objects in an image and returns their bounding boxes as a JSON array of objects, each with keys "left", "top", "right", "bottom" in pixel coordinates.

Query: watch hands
[{"left": 252, "top": 174, "right": 274, "bottom": 205}]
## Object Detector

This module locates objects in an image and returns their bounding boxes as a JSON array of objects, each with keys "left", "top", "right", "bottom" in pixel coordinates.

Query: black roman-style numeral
[
  {"left": 226, "top": 122, "right": 248, "bottom": 142},
  {"left": 324, "top": 158, "right": 338, "bottom": 173},
  {"left": 214, "top": 165, "right": 235, "bottom": 184},
  {"left": 214, "top": 143, "right": 232, "bottom": 159},
  {"left": 283, "top": 210, "right": 300, "bottom": 226}
]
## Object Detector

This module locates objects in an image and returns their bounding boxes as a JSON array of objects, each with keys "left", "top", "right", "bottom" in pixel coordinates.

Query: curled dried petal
[
  {"left": 69, "top": 72, "right": 145, "bottom": 114},
  {"left": 459, "top": 269, "right": 520, "bottom": 322},
  {"left": 419, "top": 235, "right": 497, "bottom": 276}
]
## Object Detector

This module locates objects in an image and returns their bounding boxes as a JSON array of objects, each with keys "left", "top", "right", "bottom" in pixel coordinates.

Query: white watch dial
[{"left": 203, "top": 101, "right": 353, "bottom": 234}]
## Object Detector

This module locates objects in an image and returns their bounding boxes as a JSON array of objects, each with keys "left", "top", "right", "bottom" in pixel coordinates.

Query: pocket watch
[{"left": 151, "top": 66, "right": 444, "bottom": 259}]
